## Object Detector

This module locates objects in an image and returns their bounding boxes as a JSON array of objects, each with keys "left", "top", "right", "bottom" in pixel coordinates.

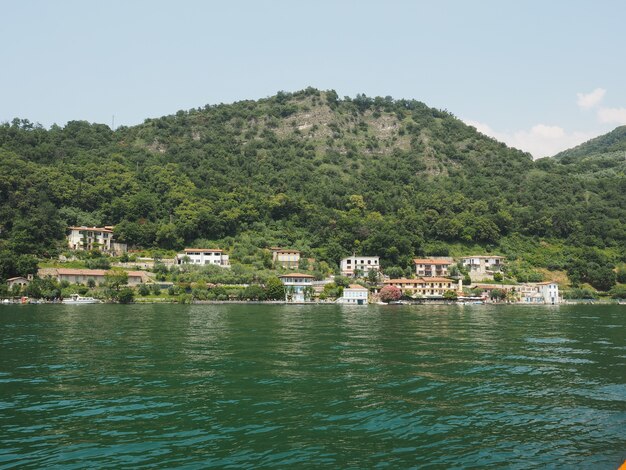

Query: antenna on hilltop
[{"left": 112, "top": 115, "right": 115, "bottom": 131}]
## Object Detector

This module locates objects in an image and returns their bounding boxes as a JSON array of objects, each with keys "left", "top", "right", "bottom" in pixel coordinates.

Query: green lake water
[{"left": 1, "top": 303, "right": 625, "bottom": 468}]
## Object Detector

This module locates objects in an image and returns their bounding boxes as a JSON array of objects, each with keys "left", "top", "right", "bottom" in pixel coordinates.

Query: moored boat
[{"left": 62, "top": 294, "right": 101, "bottom": 304}]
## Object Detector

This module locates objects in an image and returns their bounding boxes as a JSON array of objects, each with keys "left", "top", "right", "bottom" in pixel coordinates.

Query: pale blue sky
[{"left": 2, "top": 0, "right": 625, "bottom": 157}]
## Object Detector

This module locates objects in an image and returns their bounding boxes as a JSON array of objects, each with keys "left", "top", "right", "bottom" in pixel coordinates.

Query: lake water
[{"left": 1, "top": 303, "right": 625, "bottom": 468}]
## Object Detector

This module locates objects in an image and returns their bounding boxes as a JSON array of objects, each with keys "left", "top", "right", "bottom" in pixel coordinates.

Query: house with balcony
[
  {"left": 413, "top": 258, "right": 453, "bottom": 277},
  {"left": 176, "top": 248, "right": 230, "bottom": 267},
  {"left": 67, "top": 226, "right": 127, "bottom": 255},
  {"left": 519, "top": 281, "right": 560, "bottom": 305},
  {"left": 271, "top": 248, "right": 300, "bottom": 269},
  {"left": 383, "top": 277, "right": 456, "bottom": 299},
  {"left": 340, "top": 255, "right": 380, "bottom": 278},
  {"left": 460, "top": 255, "right": 505, "bottom": 281},
  {"left": 278, "top": 273, "right": 314, "bottom": 302}
]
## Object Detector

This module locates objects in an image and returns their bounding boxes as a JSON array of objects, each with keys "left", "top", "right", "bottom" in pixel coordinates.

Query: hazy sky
[{"left": 2, "top": 0, "right": 625, "bottom": 157}]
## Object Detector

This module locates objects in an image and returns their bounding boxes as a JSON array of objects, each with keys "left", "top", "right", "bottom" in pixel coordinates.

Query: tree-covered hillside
[
  {"left": 554, "top": 125, "right": 626, "bottom": 160},
  {"left": 1, "top": 88, "right": 625, "bottom": 288}
]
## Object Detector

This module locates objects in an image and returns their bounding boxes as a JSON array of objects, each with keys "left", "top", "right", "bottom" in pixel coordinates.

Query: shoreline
[{"left": 2, "top": 298, "right": 623, "bottom": 306}]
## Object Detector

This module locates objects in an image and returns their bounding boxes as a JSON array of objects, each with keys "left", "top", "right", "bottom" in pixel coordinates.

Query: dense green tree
[
  {"left": 104, "top": 270, "right": 129, "bottom": 301},
  {"left": 490, "top": 289, "right": 507, "bottom": 301},
  {"left": 265, "top": 277, "right": 285, "bottom": 300},
  {"left": 24, "top": 276, "right": 61, "bottom": 300},
  {"left": 240, "top": 284, "right": 266, "bottom": 300},
  {"left": 443, "top": 290, "right": 458, "bottom": 300},
  {"left": 609, "top": 285, "right": 626, "bottom": 299},
  {"left": 117, "top": 287, "right": 135, "bottom": 304},
  {"left": 385, "top": 266, "right": 404, "bottom": 279},
  {"left": 105, "top": 270, "right": 128, "bottom": 290},
  {"left": 367, "top": 269, "right": 380, "bottom": 284}
]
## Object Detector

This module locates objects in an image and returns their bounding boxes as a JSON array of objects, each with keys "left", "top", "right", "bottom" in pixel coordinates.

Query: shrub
[
  {"left": 379, "top": 285, "right": 402, "bottom": 303},
  {"left": 563, "top": 288, "right": 597, "bottom": 300},
  {"left": 117, "top": 288, "right": 135, "bottom": 304},
  {"left": 609, "top": 285, "right": 626, "bottom": 299},
  {"left": 86, "top": 258, "right": 111, "bottom": 270}
]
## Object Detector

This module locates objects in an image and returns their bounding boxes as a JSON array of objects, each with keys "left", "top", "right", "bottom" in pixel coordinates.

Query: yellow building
[
  {"left": 271, "top": 248, "right": 300, "bottom": 269},
  {"left": 384, "top": 277, "right": 456, "bottom": 298}
]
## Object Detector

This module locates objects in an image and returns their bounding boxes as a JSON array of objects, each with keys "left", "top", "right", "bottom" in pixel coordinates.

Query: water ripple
[{"left": 1, "top": 303, "right": 625, "bottom": 468}]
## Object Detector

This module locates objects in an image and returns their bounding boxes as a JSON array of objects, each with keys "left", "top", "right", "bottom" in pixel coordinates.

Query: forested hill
[
  {"left": 554, "top": 125, "right": 626, "bottom": 160},
  {"left": 1, "top": 88, "right": 625, "bottom": 283}
]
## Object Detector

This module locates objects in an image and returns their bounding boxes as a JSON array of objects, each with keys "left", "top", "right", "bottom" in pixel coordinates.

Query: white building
[
  {"left": 413, "top": 258, "right": 453, "bottom": 278},
  {"left": 6, "top": 276, "right": 31, "bottom": 290},
  {"left": 473, "top": 281, "right": 560, "bottom": 304},
  {"left": 176, "top": 248, "right": 230, "bottom": 267},
  {"left": 338, "top": 284, "right": 369, "bottom": 305},
  {"left": 278, "top": 273, "right": 314, "bottom": 302},
  {"left": 340, "top": 255, "right": 380, "bottom": 277},
  {"left": 271, "top": 248, "right": 300, "bottom": 269},
  {"left": 520, "top": 281, "right": 560, "bottom": 305},
  {"left": 460, "top": 255, "right": 505, "bottom": 281},
  {"left": 67, "top": 226, "right": 127, "bottom": 255}
]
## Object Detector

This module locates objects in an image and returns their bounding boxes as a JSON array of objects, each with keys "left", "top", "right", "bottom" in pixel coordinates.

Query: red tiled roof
[
  {"left": 127, "top": 271, "right": 149, "bottom": 278},
  {"left": 347, "top": 284, "right": 368, "bottom": 290},
  {"left": 385, "top": 278, "right": 420, "bottom": 284},
  {"left": 427, "top": 277, "right": 454, "bottom": 283},
  {"left": 279, "top": 273, "right": 314, "bottom": 278},
  {"left": 413, "top": 259, "right": 452, "bottom": 265}
]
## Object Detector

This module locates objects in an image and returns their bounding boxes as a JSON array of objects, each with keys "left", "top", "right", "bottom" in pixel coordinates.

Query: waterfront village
[{"left": 3, "top": 226, "right": 561, "bottom": 305}]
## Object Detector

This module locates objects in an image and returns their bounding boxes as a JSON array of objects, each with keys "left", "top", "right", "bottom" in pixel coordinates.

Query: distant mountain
[{"left": 554, "top": 125, "right": 626, "bottom": 160}]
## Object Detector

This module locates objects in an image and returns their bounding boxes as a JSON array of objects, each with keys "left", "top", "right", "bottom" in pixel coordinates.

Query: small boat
[{"left": 62, "top": 294, "right": 101, "bottom": 304}]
